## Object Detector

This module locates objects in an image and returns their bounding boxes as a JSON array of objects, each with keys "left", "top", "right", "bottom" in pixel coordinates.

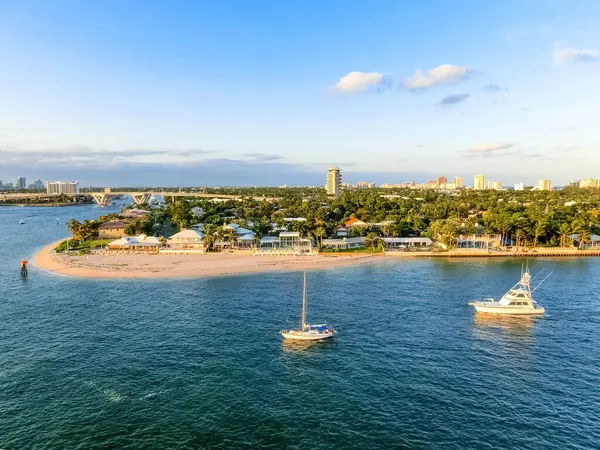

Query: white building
[
  {"left": 354, "top": 181, "right": 375, "bottom": 189},
  {"left": 46, "top": 181, "right": 79, "bottom": 195},
  {"left": 487, "top": 181, "right": 503, "bottom": 190},
  {"left": 474, "top": 175, "right": 485, "bottom": 190},
  {"left": 580, "top": 178, "right": 598, "bottom": 189},
  {"left": 514, "top": 183, "right": 525, "bottom": 191},
  {"left": 326, "top": 167, "right": 342, "bottom": 196},
  {"left": 538, "top": 179, "right": 552, "bottom": 191}
]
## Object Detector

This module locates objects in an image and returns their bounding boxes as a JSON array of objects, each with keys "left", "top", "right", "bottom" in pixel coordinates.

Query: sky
[{"left": 0, "top": 0, "right": 599, "bottom": 186}]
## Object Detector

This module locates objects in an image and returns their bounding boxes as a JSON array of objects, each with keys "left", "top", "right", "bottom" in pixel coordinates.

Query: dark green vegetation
[
  {"left": 163, "top": 187, "right": 600, "bottom": 248},
  {"left": 0, "top": 193, "right": 93, "bottom": 206},
  {"left": 63, "top": 187, "right": 600, "bottom": 250}
]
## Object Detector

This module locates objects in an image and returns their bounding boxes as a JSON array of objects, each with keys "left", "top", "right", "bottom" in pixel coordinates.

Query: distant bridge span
[
  {"left": 88, "top": 191, "right": 279, "bottom": 205},
  {"left": 0, "top": 191, "right": 279, "bottom": 206}
]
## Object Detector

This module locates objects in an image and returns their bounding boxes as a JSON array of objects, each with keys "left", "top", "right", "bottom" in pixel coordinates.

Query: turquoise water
[{"left": 1, "top": 205, "right": 600, "bottom": 449}]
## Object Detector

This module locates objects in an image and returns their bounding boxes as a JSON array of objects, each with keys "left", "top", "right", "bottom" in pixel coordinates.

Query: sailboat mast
[{"left": 301, "top": 272, "right": 307, "bottom": 331}]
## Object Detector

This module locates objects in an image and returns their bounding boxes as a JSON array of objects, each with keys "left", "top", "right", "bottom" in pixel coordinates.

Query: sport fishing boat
[
  {"left": 469, "top": 266, "right": 548, "bottom": 315},
  {"left": 281, "top": 272, "right": 336, "bottom": 341}
]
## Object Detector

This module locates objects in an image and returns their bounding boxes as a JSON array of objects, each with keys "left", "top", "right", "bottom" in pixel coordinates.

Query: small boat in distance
[
  {"left": 281, "top": 272, "right": 336, "bottom": 341},
  {"left": 19, "top": 220, "right": 25, "bottom": 225},
  {"left": 469, "top": 265, "right": 548, "bottom": 315}
]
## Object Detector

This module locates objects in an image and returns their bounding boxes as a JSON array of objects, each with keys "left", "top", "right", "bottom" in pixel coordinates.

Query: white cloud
[
  {"left": 463, "top": 143, "right": 514, "bottom": 156},
  {"left": 333, "top": 71, "right": 390, "bottom": 93},
  {"left": 402, "top": 64, "right": 471, "bottom": 90},
  {"left": 553, "top": 47, "right": 598, "bottom": 65}
]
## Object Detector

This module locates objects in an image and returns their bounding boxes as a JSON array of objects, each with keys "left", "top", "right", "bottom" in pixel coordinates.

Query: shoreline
[
  {"left": 33, "top": 240, "right": 600, "bottom": 280},
  {"left": 33, "top": 240, "right": 381, "bottom": 279}
]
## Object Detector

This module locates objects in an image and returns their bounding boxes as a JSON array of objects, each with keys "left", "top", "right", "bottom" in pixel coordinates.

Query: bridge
[
  {"left": 87, "top": 191, "right": 279, "bottom": 205},
  {"left": 0, "top": 191, "right": 279, "bottom": 206}
]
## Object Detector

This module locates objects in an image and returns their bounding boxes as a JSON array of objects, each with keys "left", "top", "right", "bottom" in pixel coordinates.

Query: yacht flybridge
[
  {"left": 469, "top": 265, "right": 549, "bottom": 315},
  {"left": 281, "top": 272, "right": 336, "bottom": 341}
]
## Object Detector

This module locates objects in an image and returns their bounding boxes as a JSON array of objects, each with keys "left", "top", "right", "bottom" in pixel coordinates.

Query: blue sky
[{"left": 0, "top": 0, "right": 599, "bottom": 186}]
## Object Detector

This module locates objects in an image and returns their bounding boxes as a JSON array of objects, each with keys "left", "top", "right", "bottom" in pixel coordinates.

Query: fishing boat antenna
[{"left": 531, "top": 271, "right": 553, "bottom": 294}]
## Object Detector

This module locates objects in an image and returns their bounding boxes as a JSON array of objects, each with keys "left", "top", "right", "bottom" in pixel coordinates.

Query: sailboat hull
[{"left": 281, "top": 330, "right": 335, "bottom": 340}]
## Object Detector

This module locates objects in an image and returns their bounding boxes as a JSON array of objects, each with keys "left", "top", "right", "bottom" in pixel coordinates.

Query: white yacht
[
  {"left": 469, "top": 266, "right": 548, "bottom": 315},
  {"left": 281, "top": 272, "right": 336, "bottom": 341}
]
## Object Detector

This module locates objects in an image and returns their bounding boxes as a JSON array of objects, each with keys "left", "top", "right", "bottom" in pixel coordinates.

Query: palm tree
[
  {"left": 67, "top": 219, "right": 85, "bottom": 241},
  {"left": 558, "top": 223, "right": 570, "bottom": 248},
  {"left": 364, "top": 232, "right": 385, "bottom": 252},
  {"left": 313, "top": 227, "right": 326, "bottom": 249},
  {"left": 533, "top": 220, "right": 547, "bottom": 248},
  {"left": 578, "top": 228, "right": 592, "bottom": 249}
]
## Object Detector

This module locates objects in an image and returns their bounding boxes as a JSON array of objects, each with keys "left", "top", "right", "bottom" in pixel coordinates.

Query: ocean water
[{"left": 1, "top": 205, "right": 599, "bottom": 449}]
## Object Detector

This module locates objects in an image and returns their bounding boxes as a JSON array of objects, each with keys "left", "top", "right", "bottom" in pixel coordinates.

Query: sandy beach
[{"left": 34, "top": 240, "right": 380, "bottom": 279}]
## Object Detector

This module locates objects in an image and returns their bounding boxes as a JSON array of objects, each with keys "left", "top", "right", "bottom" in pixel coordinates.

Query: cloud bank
[
  {"left": 482, "top": 84, "right": 507, "bottom": 93},
  {"left": 463, "top": 143, "right": 514, "bottom": 157},
  {"left": 402, "top": 64, "right": 471, "bottom": 90},
  {"left": 333, "top": 71, "right": 391, "bottom": 93},
  {"left": 437, "top": 93, "right": 470, "bottom": 106},
  {"left": 554, "top": 47, "right": 598, "bottom": 65}
]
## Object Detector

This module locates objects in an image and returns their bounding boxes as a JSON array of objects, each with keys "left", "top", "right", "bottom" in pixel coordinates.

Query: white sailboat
[
  {"left": 281, "top": 272, "right": 336, "bottom": 341},
  {"left": 469, "top": 265, "right": 548, "bottom": 315}
]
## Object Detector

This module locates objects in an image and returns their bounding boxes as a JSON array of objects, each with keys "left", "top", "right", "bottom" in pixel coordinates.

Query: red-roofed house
[{"left": 344, "top": 218, "right": 368, "bottom": 228}]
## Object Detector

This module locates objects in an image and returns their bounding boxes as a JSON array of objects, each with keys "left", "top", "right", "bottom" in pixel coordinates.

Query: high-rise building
[
  {"left": 326, "top": 167, "right": 342, "bottom": 196},
  {"left": 16, "top": 177, "right": 26, "bottom": 189},
  {"left": 453, "top": 177, "right": 464, "bottom": 188},
  {"left": 354, "top": 181, "right": 375, "bottom": 189},
  {"left": 580, "top": 178, "right": 599, "bottom": 188},
  {"left": 31, "top": 179, "right": 44, "bottom": 190},
  {"left": 46, "top": 181, "right": 80, "bottom": 195},
  {"left": 435, "top": 176, "right": 448, "bottom": 189},
  {"left": 514, "top": 183, "right": 525, "bottom": 191},
  {"left": 474, "top": 174, "right": 485, "bottom": 190},
  {"left": 488, "top": 181, "right": 502, "bottom": 190},
  {"left": 538, "top": 179, "right": 552, "bottom": 191}
]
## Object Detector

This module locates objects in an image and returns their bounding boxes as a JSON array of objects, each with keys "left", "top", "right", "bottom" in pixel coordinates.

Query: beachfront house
[
  {"left": 570, "top": 233, "right": 600, "bottom": 249},
  {"left": 321, "top": 237, "right": 366, "bottom": 250},
  {"left": 223, "top": 223, "right": 256, "bottom": 249},
  {"left": 99, "top": 220, "right": 129, "bottom": 238},
  {"left": 383, "top": 237, "right": 433, "bottom": 250},
  {"left": 167, "top": 229, "right": 205, "bottom": 250},
  {"left": 257, "top": 231, "right": 313, "bottom": 254},
  {"left": 455, "top": 234, "right": 503, "bottom": 250},
  {"left": 107, "top": 234, "right": 161, "bottom": 251}
]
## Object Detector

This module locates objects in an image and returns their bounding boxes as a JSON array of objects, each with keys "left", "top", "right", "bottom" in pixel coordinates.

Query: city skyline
[{"left": 1, "top": 1, "right": 600, "bottom": 185}]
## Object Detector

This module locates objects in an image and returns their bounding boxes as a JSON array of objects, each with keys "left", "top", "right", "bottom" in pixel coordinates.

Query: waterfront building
[
  {"left": 16, "top": 177, "right": 26, "bottom": 190},
  {"left": 321, "top": 237, "right": 366, "bottom": 250},
  {"left": 453, "top": 177, "right": 464, "bottom": 188},
  {"left": 258, "top": 231, "right": 313, "bottom": 254},
  {"left": 98, "top": 220, "right": 129, "bottom": 239},
  {"left": 514, "top": 183, "right": 525, "bottom": 191},
  {"left": 538, "top": 179, "right": 552, "bottom": 191},
  {"left": 326, "top": 167, "right": 342, "bottom": 196},
  {"left": 46, "top": 181, "right": 80, "bottom": 195},
  {"left": 383, "top": 237, "right": 433, "bottom": 250},
  {"left": 107, "top": 235, "right": 161, "bottom": 251},
  {"left": 474, "top": 174, "right": 485, "bottom": 190},
  {"left": 167, "top": 229, "right": 205, "bottom": 250}
]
